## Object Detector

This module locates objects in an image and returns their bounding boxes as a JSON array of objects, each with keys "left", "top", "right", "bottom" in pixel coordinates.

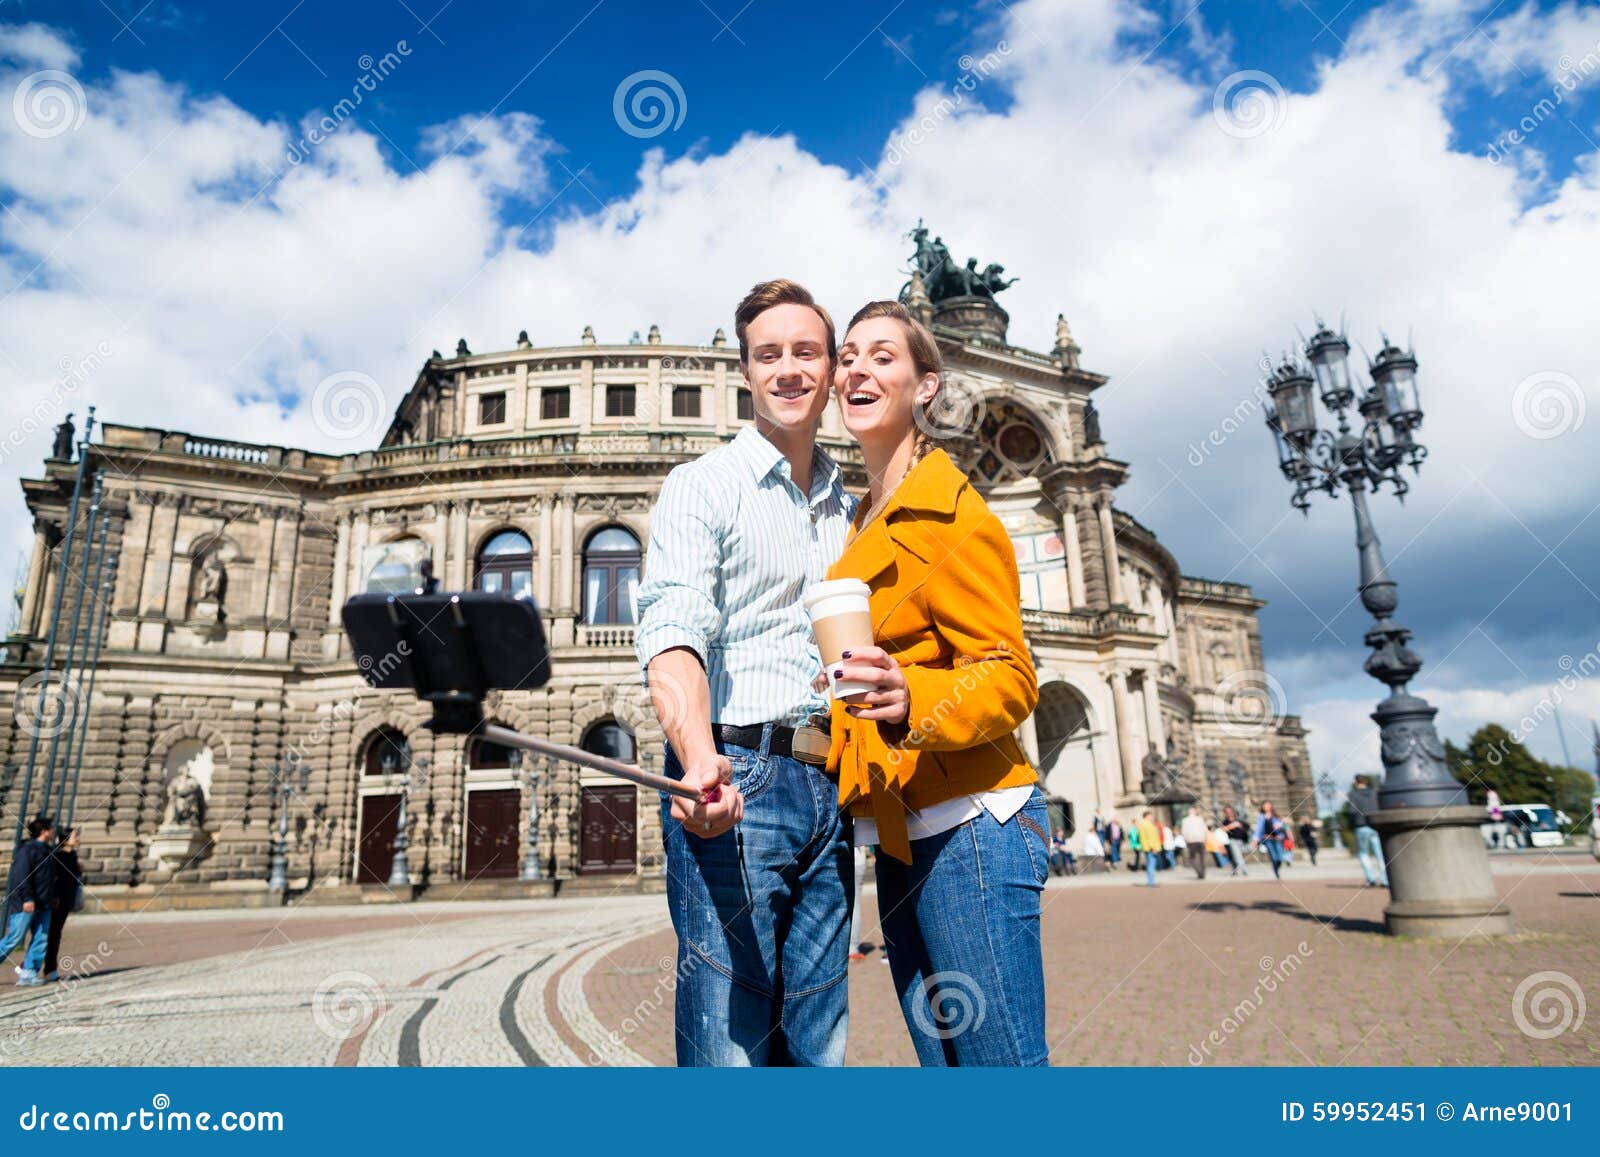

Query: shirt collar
[
  {"left": 732, "top": 425, "right": 846, "bottom": 509},
  {"left": 875, "top": 448, "right": 965, "bottom": 522}
]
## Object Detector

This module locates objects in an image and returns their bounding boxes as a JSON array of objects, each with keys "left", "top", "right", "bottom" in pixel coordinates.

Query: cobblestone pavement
[{"left": 2, "top": 854, "right": 1596, "bottom": 1066}]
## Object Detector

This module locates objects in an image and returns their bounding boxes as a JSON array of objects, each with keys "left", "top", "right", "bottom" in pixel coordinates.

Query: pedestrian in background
[
  {"left": 1348, "top": 775, "right": 1388, "bottom": 888},
  {"left": 1127, "top": 817, "right": 1142, "bottom": 872},
  {"left": 1049, "top": 829, "right": 1076, "bottom": 877},
  {"left": 42, "top": 826, "right": 83, "bottom": 981},
  {"left": 1180, "top": 806, "right": 1209, "bottom": 879},
  {"left": 1253, "top": 802, "right": 1289, "bottom": 880},
  {"left": 1136, "top": 811, "right": 1162, "bottom": 887},
  {"left": 1082, "top": 826, "right": 1105, "bottom": 872},
  {"left": 1296, "top": 816, "right": 1319, "bottom": 868},
  {"left": 1, "top": 816, "right": 56, "bottom": 985},
  {"left": 1106, "top": 817, "right": 1123, "bottom": 867},
  {"left": 1220, "top": 806, "right": 1250, "bottom": 877}
]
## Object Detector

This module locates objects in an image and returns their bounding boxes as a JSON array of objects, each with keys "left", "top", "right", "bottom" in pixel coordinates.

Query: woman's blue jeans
[{"left": 874, "top": 787, "right": 1049, "bottom": 1067}]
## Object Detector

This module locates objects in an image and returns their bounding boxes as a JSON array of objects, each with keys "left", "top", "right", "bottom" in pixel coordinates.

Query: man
[
  {"left": 1348, "top": 775, "right": 1388, "bottom": 887},
  {"left": 1, "top": 815, "right": 56, "bottom": 986},
  {"left": 1049, "top": 828, "right": 1076, "bottom": 876},
  {"left": 1220, "top": 805, "right": 1250, "bottom": 876},
  {"left": 1180, "top": 806, "right": 1209, "bottom": 879},
  {"left": 635, "top": 279, "right": 855, "bottom": 1066},
  {"left": 1136, "top": 810, "right": 1163, "bottom": 887}
]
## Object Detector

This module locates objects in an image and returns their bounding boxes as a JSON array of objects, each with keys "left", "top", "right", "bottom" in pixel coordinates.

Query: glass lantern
[
  {"left": 1359, "top": 386, "right": 1402, "bottom": 469},
  {"left": 1370, "top": 343, "right": 1421, "bottom": 428},
  {"left": 1305, "top": 326, "right": 1354, "bottom": 410},
  {"left": 1267, "top": 361, "right": 1318, "bottom": 441}
]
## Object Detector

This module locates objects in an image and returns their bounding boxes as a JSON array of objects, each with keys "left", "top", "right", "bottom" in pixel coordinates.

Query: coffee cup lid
[{"left": 803, "top": 578, "right": 870, "bottom": 608}]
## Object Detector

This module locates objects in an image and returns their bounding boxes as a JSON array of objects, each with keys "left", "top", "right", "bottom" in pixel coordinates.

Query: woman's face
[{"left": 834, "top": 316, "right": 938, "bottom": 447}]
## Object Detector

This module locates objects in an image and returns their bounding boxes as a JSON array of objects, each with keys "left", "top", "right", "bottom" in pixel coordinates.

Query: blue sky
[{"left": 2, "top": 0, "right": 1598, "bottom": 781}]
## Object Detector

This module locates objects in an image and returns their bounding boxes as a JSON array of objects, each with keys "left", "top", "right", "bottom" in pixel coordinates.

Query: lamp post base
[{"left": 1370, "top": 805, "right": 1513, "bottom": 938}]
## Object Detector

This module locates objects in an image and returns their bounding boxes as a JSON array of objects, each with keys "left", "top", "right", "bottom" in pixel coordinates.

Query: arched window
[
  {"left": 475, "top": 529, "right": 532, "bottom": 599},
  {"left": 361, "top": 727, "right": 410, "bottom": 776},
  {"left": 582, "top": 526, "right": 641, "bottom": 625},
  {"left": 468, "top": 730, "right": 517, "bottom": 771},
  {"left": 582, "top": 720, "right": 636, "bottom": 764}
]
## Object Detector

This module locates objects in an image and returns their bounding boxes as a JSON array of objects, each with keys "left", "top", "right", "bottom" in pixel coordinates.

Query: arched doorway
[
  {"left": 463, "top": 729, "right": 522, "bottom": 881},
  {"left": 1034, "top": 681, "right": 1100, "bottom": 835},
  {"left": 355, "top": 727, "right": 409, "bottom": 884},
  {"left": 577, "top": 720, "right": 637, "bottom": 874}
]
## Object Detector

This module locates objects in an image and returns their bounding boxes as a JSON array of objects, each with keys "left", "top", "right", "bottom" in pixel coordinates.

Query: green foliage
[{"left": 1447, "top": 723, "right": 1596, "bottom": 833}]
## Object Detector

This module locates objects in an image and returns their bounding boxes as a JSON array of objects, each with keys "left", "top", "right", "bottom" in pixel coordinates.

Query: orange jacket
[{"left": 823, "top": 449, "right": 1039, "bottom": 864}]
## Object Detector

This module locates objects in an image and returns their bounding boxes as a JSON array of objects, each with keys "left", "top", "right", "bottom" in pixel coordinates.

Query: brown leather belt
[{"left": 715, "top": 720, "right": 831, "bottom": 769}]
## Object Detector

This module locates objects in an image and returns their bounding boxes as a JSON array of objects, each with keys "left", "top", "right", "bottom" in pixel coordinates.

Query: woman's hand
[{"left": 831, "top": 645, "right": 910, "bottom": 725}]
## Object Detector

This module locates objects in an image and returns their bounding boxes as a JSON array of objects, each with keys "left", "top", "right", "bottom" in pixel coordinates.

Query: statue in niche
[
  {"left": 162, "top": 764, "right": 206, "bottom": 828},
  {"left": 1082, "top": 400, "right": 1102, "bottom": 446}
]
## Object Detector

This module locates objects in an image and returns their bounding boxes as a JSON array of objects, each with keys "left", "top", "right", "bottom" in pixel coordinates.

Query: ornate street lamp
[
  {"left": 383, "top": 742, "right": 421, "bottom": 890},
  {"left": 267, "top": 752, "right": 312, "bottom": 893},
  {"left": 514, "top": 748, "right": 546, "bottom": 882},
  {"left": 1263, "top": 320, "right": 1511, "bottom": 937},
  {"left": 1315, "top": 771, "right": 1345, "bottom": 850}
]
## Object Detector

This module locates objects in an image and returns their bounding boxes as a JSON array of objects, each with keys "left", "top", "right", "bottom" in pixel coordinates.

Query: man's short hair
[
  {"left": 733, "top": 279, "right": 836, "bottom": 364},
  {"left": 27, "top": 815, "right": 53, "bottom": 839}
]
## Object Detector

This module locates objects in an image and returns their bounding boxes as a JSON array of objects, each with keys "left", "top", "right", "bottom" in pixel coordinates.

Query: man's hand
[
  {"left": 671, "top": 752, "right": 744, "bottom": 839},
  {"left": 831, "top": 645, "right": 910, "bottom": 724},
  {"left": 21, "top": 901, "right": 33, "bottom": 914}
]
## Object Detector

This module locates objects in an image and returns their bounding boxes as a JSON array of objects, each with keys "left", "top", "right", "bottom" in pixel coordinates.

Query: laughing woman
[{"left": 823, "top": 300, "right": 1047, "bottom": 1067}]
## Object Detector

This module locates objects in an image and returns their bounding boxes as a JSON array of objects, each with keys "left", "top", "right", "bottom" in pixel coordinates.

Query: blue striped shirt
[{"left": 635, "top": 425, "right": 856, "bottom": 727}]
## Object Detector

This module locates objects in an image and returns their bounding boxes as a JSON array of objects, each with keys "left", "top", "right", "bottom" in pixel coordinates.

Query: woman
[
  {"left": 823, "top": 300, "right": 1046, "bottom": 1067},
  {"left": 44, "top": 826, "right": 82, "bottom": 981},
  {"left": 1254, "top": 802, "right": 1289, "bottom": 879}
]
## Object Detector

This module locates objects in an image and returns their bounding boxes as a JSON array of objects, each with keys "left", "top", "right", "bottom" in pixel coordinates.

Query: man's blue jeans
[
  {"left": 661, "top": 730, "right": 852, "bottom": 1066},
  {"left": 1355, "top": 825, "right": 1388, "bottom": 885},
  {"left": 874, "top": 788, "right": 1050, "bottom": 1067},
  {"left": 1144, "top": 847, "right": 1160, "bottom": 886},
  {"left": 0, "top": 907, "right": 51, "bottom": 973}
]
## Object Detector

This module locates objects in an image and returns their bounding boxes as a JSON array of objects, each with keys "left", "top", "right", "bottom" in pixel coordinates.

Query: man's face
[{"left": 741, "top": 303, "right": 831, "bottom": 436}]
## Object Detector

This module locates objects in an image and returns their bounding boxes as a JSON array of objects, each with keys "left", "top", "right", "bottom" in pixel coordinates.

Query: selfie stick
[{"left": 340, "top": 591, "right": 711, "bottom": 804}]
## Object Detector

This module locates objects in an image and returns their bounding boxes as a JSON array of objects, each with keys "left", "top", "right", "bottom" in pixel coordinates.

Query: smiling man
[{"left": 635, "top": 279, "right": 856, "bottom": 1066}]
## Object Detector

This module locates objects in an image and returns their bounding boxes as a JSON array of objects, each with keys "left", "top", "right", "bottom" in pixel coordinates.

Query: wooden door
[
  {"left": 357, "top": 793, "right": 401, "bottom": 884},
  {"left": 464, "top": 788, "right": 522, "bottom": 880},
  {"left": 579, "top": 785, "right": 637, "bottom": 874}
]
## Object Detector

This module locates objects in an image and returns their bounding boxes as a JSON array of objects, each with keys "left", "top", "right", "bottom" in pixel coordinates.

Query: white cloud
[{"left": 1, "top": 0, "right": 1597, "bottom": 778}]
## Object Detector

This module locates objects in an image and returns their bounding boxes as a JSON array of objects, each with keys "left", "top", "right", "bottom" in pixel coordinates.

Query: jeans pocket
[
  {"left": 1015, "top": 804, "right": 1051, "bottom": 887},
  {"left": 727, "top": 753, "right": 776, "bottom": 804}
]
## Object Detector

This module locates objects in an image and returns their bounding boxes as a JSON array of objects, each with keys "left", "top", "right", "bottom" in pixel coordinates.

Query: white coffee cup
[{"left": 804, "top": 579, "right": 875, "bottom": 701}]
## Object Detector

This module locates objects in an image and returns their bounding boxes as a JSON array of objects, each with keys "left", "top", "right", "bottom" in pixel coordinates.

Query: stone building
[{"left": 0, "top": 263, "right": 1315, "bottom": 908}]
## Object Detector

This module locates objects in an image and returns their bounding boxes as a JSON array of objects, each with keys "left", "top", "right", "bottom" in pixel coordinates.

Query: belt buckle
[{"left": 791, "top": 715, "right": 831, "bottom": 767}]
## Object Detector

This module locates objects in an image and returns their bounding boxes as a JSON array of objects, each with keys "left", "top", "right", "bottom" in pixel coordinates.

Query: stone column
[
  {"left": 556, "top": 495, "right": 575, "bottom": 613},
  {"left": 448, "top": 500, "right": 469, "bottom": 590},
  {"left": 328, "top": 513, "right": 350, "bottom": 625},
  {"left": 537, "top": 496, "right": 554, "bottom": 609},
  {"left": 18, "top": 525, "right": 47, "bottom": 635},
  {"left": 1060, "top": 499, "right": 1088, "bottom": 609},
  {"left": 1108, "top": 670, "right": 1140, "bottom": 797},
  {"left": 350, "top": 510, "right": 371, "bottom": 596},
  {"left": 1097, "top": 496, "right": 1124, "bottom": 607},
  {"left": 1139, "top": 670, "right": 1166, "bottom": 756}
]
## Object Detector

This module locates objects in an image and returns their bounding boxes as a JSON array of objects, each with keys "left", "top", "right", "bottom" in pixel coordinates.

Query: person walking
[
  {"left": 1127, "top": 816, "right": 1142, "bottom": 872},
  {"left": 1136, "top": 811, "right": 1162, "bottom": 887},
  {"left": 1220, "top": 806, "right": 1250, "bottom": 876},
  {"left": 1348, "top": 775, "right": 1388, "bottom": 887},
  {"left": 1081, "top": 826, "right": 1106, "bottom": 872},
  {"left": 1253, "top": 802, "right": 1289, "bottom": 880},
  {"left": 42, "top": 826, "right": 82, "bottom": 981},
  {"left": 1106, "top": 817, "right": 1123, "bottom": 867},
  {"left": 1049, "top": 829, "right": 1076, "bottom": 877},
  {"left": 1180, "top": 806, "right": 1209, "bottom": 879},
  {"left": 1, "top": 816, "right": 56, "bottom": 986},
  {"left": 1296, "top": 816, "right": 1319, "bottom": 868}
]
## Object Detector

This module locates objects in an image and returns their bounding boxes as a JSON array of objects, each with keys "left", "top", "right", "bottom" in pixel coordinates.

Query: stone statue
[
  {"left": 1082, "top": 400, "right": 1102, "bottom": 446},
  {"left": 901, "top": 220, "right": 1019, "bottom": 304},
  {"left": 1140, "top": 743, "right": 1170, "bottom": 798},
  {"left": 198, "top": 553, "right": 227, "bottom": 602},
  {"left": 455, "top": 338, "right": 471, "bottom": 357},
  {"left": 163, "top": 765, "right": 206, "bottom": 828},
  {"left": 51, "top": 413, "right": 75, "bottom": 462}
]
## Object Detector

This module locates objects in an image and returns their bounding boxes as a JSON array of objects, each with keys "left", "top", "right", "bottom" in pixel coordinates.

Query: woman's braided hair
[{"left": 844, "top": 299, "right": 944, "bottom": 470}]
